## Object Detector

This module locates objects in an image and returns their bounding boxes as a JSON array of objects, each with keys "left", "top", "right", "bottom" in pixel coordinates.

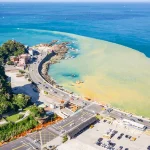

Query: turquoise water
[
  {"left": 48, "top": 32, "right": 150, "bottom": 117},
  {"left": 0, "top": 2, "right": 150, "bottom": 117}
]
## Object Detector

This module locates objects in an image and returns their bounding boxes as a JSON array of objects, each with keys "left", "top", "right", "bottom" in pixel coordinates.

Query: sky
[{"left": 0, "top": 0, "right": 149, "bottom": 2}]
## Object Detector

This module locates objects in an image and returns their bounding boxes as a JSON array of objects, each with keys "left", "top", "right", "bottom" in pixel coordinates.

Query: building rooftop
[
  {"left": 50, "top": 109, "right": 95, "bottom": 136},
  {"left": 67, "top": 116, "right": 97, "bottom": 138}
]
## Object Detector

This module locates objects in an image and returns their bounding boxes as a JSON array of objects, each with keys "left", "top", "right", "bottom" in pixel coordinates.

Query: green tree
[
  {"left": 27, "top": 105, "right": 45, "bottom": 118},
  {"left": 0, "top": 40, "right": 26, "bottom": 64},
  {"left": 12, "top": 94, "right": 30, "bottom": 109},
  {"left": 62, "top": 135, "right": 68, "bottom": 143}
]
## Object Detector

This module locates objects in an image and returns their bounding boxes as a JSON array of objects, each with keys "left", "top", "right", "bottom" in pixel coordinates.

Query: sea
[{"left": 0, "top": 2, "right": 150, "bottom": 117}]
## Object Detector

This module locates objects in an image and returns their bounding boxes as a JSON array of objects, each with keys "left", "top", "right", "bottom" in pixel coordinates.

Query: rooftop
[{"left": 49, "top": 109, "right": 95, "bottom": 135}]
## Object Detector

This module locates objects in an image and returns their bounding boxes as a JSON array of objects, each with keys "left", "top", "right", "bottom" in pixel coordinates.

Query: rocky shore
[{"left": 39, "top": 41, "right": 71, "bottom": 92}]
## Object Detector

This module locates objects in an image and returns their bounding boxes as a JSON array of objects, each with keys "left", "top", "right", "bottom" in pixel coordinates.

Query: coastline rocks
[{"left": 40, "top": 42, "right": 70, "bottom": 92}]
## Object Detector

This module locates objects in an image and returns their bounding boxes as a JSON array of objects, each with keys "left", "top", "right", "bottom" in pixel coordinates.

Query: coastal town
[{"left": 0, "top": 39, "right": 150, "bottom": 150}]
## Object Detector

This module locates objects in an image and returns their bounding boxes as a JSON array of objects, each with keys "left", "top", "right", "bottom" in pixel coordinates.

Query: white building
[
  {"left": 122, "top": 119, "right": 147, "bottom": 131},
  {"left": 28, "top": 47, "right": 34, "bottom": 56}
]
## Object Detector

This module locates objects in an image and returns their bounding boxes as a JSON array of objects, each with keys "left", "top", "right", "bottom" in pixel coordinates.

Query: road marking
[
  {"left": 81, "top": 112, "right": 88, "bottom": 117},
  {"left": 48, "top": 130, "right": 57, "bottom": 137},
  {"left": 61, "top": 120, "right": 74, "bottom": 128},
  {"left": 12, "top": 144, "right": 27, "bottom": 150}
]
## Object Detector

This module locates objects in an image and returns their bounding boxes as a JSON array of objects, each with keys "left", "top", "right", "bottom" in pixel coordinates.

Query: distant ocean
[
  {"left": 0, "top": 2, "right": 150, "bottom": 57},
  {"left": 0, "top": 2, "right": 150, "bottom": 117}
]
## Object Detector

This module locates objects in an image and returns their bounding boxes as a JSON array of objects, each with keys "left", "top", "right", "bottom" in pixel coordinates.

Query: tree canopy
[
  {"left": 0, "top": 40, "right": 29, "bottom": 115},
  {"left": 0, "top": 40, "right": 26, "bottom": 64},
  {"left": 12, "top": 94, "right": 30, "bottom": 109},
  {"left": 0, "top": 64, "right": 30, "bottom": 115},
  {"left": 0, "top": 65, "right": 12, "bottom": 115}
]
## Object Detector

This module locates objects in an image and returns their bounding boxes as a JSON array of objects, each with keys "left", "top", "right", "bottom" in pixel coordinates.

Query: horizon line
[{"left": 0, "top": 1, "right": 149, "bottom": 3}]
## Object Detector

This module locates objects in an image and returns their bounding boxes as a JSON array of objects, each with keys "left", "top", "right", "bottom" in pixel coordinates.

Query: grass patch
[
  {"left": 24, "top": 106, "right": 32, "bottom": 111},
  {"left": 6, "top": 113, "right": 24, "bottom": 122}
]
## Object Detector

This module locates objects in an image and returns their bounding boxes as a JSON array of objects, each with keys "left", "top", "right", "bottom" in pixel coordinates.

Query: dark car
[
  {"left": 125, "top": 135, "right": 129, "bottom": 138},
  {"left": 119, "top": 146, "right": 123, "bottom": 150},
  {"left": 138, "top": 119, "right": 143, "bottom": 122},
  {"left": 147, "top": 145, "right": 150, "bottom": 150},
  {"left": 117, "top": 133, "right": 124, "bottom": 140},
  {"left": 96, "top": 141, "right": 101, "bottom": 146},
  {"left": 117, "top": 136, "right": 121, "bottom": 140},
  {"left": 98, "top": 138, "right": 103, "bottom": 142},
  {"left": 125, "top": 148, "right": 129, "bottom": 150},
  {"left": 108, "top": 141, "right": 116, "bottom": 147}
]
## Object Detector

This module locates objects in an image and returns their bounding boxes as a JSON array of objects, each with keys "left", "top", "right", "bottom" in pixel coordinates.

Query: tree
[
  {"left": 62, "top": 135, "right": 68, "bottom": 143},
  {"left": 0, "top": 65, "right": 12, "bottom": 115},
  {"left": 7, "top": 61, "right": 14, "bottom": 65},
  {"left": 0, "top": 40, "right": 26, "bottom": 64},
  {"left": 12, "top": 94, "right": 30, "bottom": 109},
  {"left": 27, "top": 105, "right": 45, "bottom": 118}
]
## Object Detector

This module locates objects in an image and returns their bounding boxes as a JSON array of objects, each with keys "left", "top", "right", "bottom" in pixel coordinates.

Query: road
[
  {"left": 104, "top": 109, "right": 150, "bottom": 129},
  {"left": 28, "top": 50, "right": 89, "bottom": 107}
]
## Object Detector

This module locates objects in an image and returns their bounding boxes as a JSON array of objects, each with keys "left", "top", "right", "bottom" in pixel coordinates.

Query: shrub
[
  {"left": 7, "top": 61, "right": 14, "bottom": 65},
  {"left": 19, "top": 70, "right": 25, "bottom": 74},
  {"left": 62, "top": 135, "right": 68, "bottom": 143},
  {"left": 0, "top": 115, "right": 38, "bottom": 142},
  {"left": 44, "top": 91, "right": 48, "bottom": 95}
]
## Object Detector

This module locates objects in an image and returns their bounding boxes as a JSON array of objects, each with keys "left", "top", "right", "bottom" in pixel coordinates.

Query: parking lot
[{"left": 74, "top": 119, "right": 150, "bottom": 150}]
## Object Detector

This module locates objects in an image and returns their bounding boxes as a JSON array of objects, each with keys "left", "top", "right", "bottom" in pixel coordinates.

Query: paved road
[
  {"left": 104, "top": 109, "right": 150, "bottom": 129},
  {"left": 0, "top": 138, "right": 39, "bottom": 150},
  {"left": 29, "top": 50, "right": 89, "bottom": 107}
]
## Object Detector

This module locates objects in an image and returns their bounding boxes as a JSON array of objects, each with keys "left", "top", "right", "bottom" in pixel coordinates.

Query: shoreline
[
  {"left": 35, "top": 42, "right": 74, "bottom": 94},
  {"left": 32, "top": 40, "right": 150, "bottom": 120}
]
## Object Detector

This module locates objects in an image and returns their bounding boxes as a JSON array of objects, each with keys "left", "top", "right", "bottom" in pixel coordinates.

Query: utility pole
[{"left": 39, "top": 131, "right": 43, "bottom": 150}]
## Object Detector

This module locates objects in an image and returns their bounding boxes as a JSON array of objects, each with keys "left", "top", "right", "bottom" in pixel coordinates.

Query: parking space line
[{"left": 48, "top": 130, "right": 57, "bottom": 137}]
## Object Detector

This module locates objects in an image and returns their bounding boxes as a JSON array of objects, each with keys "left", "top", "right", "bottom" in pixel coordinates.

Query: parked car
[
  {"left": 96, "top": 141, "right": 101, "bottom": 146},
  {"left": 117, "top": 133, "right": 124, "bottom": 140},
  {"left": 119, "top": 146, "right": 123, "bottom": 150},
  {"left": 98, "top": 138, "right": 103, "bottom": 142},
  {"left": 147, "top": 145, "right": 150, "bottom": 150},
  {"left": 117, "top": 136, "right": 121, "bottom": 140}
]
